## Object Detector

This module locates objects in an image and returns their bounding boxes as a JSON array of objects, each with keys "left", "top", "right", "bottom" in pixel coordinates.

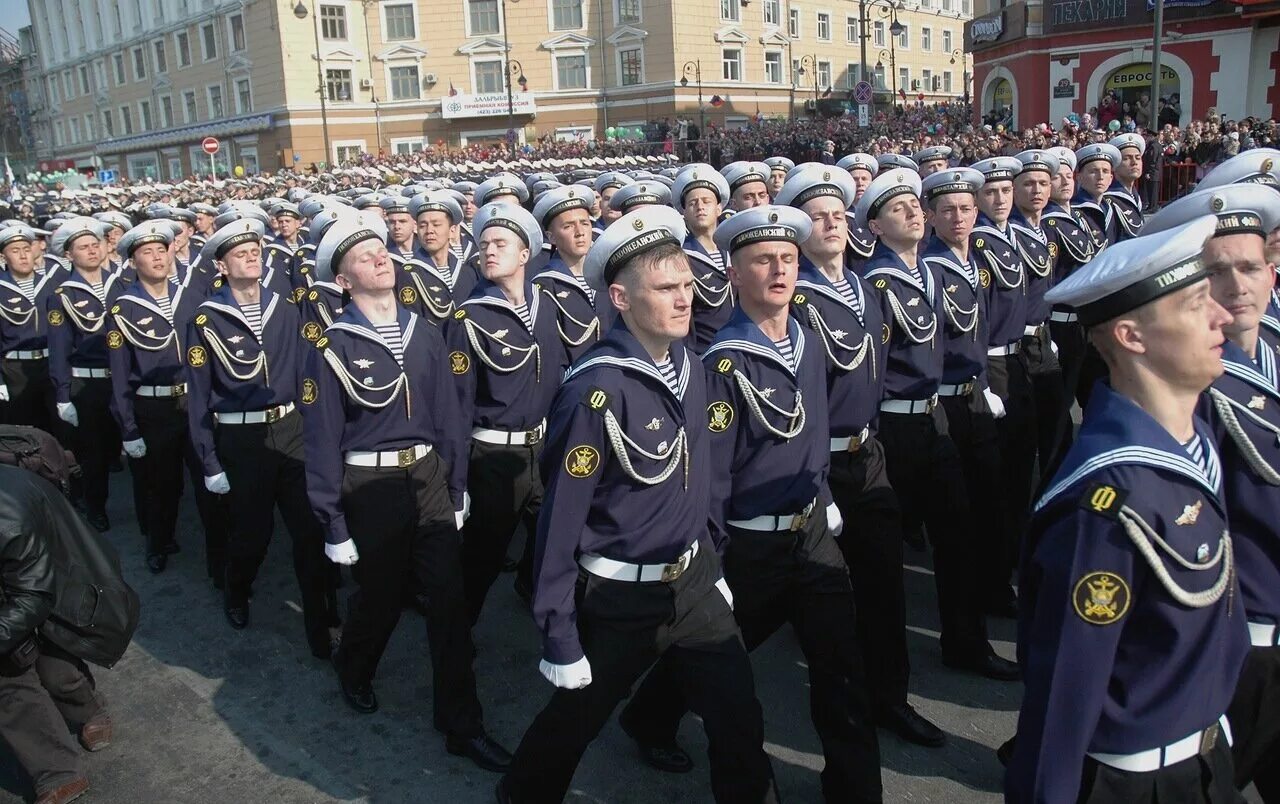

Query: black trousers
[
  {"left": 506, "top": 545, "right": 779, "bottom": 804},
  {"left": 63, "top": 375, "right": 117, "bottom": 518},
  {"left": 1077, "top": 738, "right": 1244, "bottom": 804},
  {"left": 878, "top": 405, "right": 989, "bottom": 660},
  {"left": 0, "top": 640, "right": 105, "bottom": 796},
  {"left": 1227, "top": 645, "right": 1280, "bottom": 800},
  {"left": 131, "top": 395, "right": 225, "bottom": 559},
  {"left": 829, "top": 436, "right": 911, "bottom": 712},
  {"left": 1021, "top": 327, "right": 1068, "bottom": 472},
  {"left": 0, "top": 357, "right": 54, "bottom": 432},
  {"left": 988, "top": 353, "right": 1037, "bottom": 594},
  {"left": 335, "top": 450, "right": 483, "bottom": 737},
  {"left": 216, "top": 411, "right": 336, "bottom": 649},
  {"left": 460, "top": 439, "right": 542, "bottom": 623},
  {"left": 623, "top": 512, "right": 882, "bottom": 804}
]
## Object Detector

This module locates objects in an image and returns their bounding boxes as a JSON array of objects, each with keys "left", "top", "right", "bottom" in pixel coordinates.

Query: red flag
[
  {"left": 709, "top": 95, "right": 724, "bottom": 107},
  {"left": 449, "top": 81, "right": 458, "bottom": 97}
]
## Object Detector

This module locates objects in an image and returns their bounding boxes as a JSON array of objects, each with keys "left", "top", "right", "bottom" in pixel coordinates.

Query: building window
[
  {"left": 69, "top": 118, "right": 80, "bottom": 144},
  {"left": 207, "top": 85, "right": 224, "bottom": 117},
  {"left": 85, "top": 114, "right": 96, "bottom": 140},
  {"left": 132, "top": 47, "right": 146, "bottom": 80},
  {"left": 176, "top": 32, "right": 191, "bottom": 67},
  {"left": 552, "top": 0, "right": 583, "bottom": 29},
  {"left": 47, "top": 76, "right": 58, "bottom": 107},
  {"left": 942, "top": 0, "right": 953, "bottom": 9},
  {"left": 922, "top": 68, "right": 932, "bottom": 91},
  {"left": 788, "top": 8, "right": 800, "bottom": 37},
  {"left": 846, "top": 15, "right": 858, "bottom": 43},
  {"left": 943, "top": 71, "right": 952, "bottom": 93},
  {"left": 154, "top": 0, "right": 165, "bottom": 21},
  {"left": 618, "top": 0, "right": 641, "bottom": 23},
  {"left": 921, "top": 0, "right": 932, "bottom": 8},
  {"left": 78, "top": 65, "right": 90, "bottom": 94},
  {"left": 183, "top": 90, "right": 198, "bottom": 122},
  {"left": 62, "top": 71, "right": 73, "bottom": 99},
  {"left": 764, "top": 51, "right": 782, "bottom": 84},
  {"left": 873, "top": 65, "right": 885, "bottom": 89},
  {"left": 160, "top": 95, "right": 173, "bottom": 127},
  {"left": 962, "top": 0, "right": 971, "bottom": 14},
  {"left": 201, "top": 23, "right": 217, "bottom": 60},
  {"left": 384, "top": 3, "right": 415, "bottom": 40},
  {"left": 921, "top": 27, "right": 931, "bottom": 51},
  {"left": 873, "top": 21, "right": 884, "bottom": 47},
  {"left": 336, "top": 143, "right": 363, "bottom": 163},
  {"left": 389, "top": 65, "right": 420, "bottom": 100},
  {"left": 392, "top": 139, "right": 423, "bottom": 155},
  {"left": 153, "top": 40, "right": 168, "bottom": 72},
  {"left": 846, "top": 62, "right": 859, "bottom": 88},
  {"left": 468, "top": 0, "right": 499, "bottom": 35},
  {"left": 555, "top": 54, "right": 587, "bottom": 89},
  {"left": 325, "top": 68, "right": 352, "bottom": 101},
  {"left": 121, "top": 106, "right": 133, "bottom": 135},
  {"left": 817, "top": 60, "right": 831, "bottom": 90},
  {"left": 720, "top": 0, "right": 739, "bottom": 22},
  {"left": 898, "top": 66, "right": 909, "bottom": 92},
  {"left": 229, "top": 13, "right": 246, "bottom": 51},
  {"left": 112, "top": 1, "right": 122, "bottom": 37},
  {"left": 764, "top": 0, "right": 780, "bottom": 25},
  {"left": 619, "top": 47, "right": 642, "bottom": 86},
  {"left": 111, "top": 53, "right": 124, "bottom": 85},
  {"left": 235, "top": 77, "right": 252, "bottom": 112},
  {"left": 896, "top": 24, "right": 908, "bottom": 49},
  {"left": 319, "top": 5, "right": 346, "bottom": 40},
  {"left": 102, "top": 110, "right": 114, "bottom": 137},
  {"left": 816, "top": 12, "right": 830, "bottom": 41},
  {"left": 94, "top": 61, "right": 108, "bottom": 91},
  {"left": 474, "top": 60, "right": 503, "bottom": 93},
  {"left": 721, "top": 48, "right": 742, "bottom": 81},
  {"left": 942, "top": 30, "right": 952, "bottom": 52},
  {"left": 140, "top": 100, "right": 153, "bottom": 130}
]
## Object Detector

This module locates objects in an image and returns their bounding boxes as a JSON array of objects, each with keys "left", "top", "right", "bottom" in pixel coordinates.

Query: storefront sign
[
  {"left": 970, "top": 12, "right": 1004, "bottom": 43},
  {"left": 441, "top": 92, "right": 537, "bottom": 120},
  {"left": 1053, "top": 78, "right": 1076, "bottom": 98},
  {"left": 1049, "top": 0, "right": 1128, "bottom": 29},
  {"left": 965, "top": 3, "right": 1027, "bottom": 51},
  {"left": 1049, "top": 0, "right": 1224, "bottom": 31},
  {"left": 1103, "top": 63, "right": 1179, "bottom": 91}
]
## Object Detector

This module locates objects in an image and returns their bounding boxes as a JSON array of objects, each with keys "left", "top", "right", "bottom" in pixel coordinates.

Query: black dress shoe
[
  {"left": 876, "top": 702, "right": 946, "bottom": 747},
  {"left": 618, "top": 707, "right": 693, "bottom": 773},
  {"left": 146, "top": 553, "right": 167, "bottom": 574},
  {"left": 445, "top": 732, "right": 512, "bottom": 773},
  {"left": 224, "top": 602, "right": 249, "bottom": 630},
  {"left": 332, "top": 657, "right": 378, "bottom": 714},
  {"left": 86, "top": 511, "right": 109, "bottom": 532},
  {"left": 943, "top": 651, "right": 1020, "bottom": 681}
]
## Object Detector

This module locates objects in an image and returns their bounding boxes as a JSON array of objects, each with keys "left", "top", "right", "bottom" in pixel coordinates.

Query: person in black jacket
[{"left": 0, "top": 464, "right": 113, "bottom": 804}]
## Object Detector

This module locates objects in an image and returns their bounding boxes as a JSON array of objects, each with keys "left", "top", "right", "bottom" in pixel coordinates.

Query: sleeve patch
[
  {"left": 713, "top": 356, "right": 735, "bottom": 375},
  {"left": 1073, "top": 571, "right": 1131, "bottom": 626},
  {"left": 187, "top": 345, "right": 207, "bottom": 367},
  {"left": 449, "top": 351, "right": 470, "bottom": 374},
  {"left": 707, "top": 401, "right": 734, "bottom": 432},
  {"left": 302, "top": 321, "right": 323, "bottom": 342},
  {"left": 564, "top": 445, "right": 601, "bottom": 478},
  {"left": 399, "top": 286, "right": 418, "bottom": 305},
  {"left": 584, "top": 386, "right": 610, "bottom": 413},
  {"left": 301, "top": 378, "right": 318, "bottom": 405},
  {"left": 47, "top": 309, "right": 64, "bottom": 326},
  {"left": 107, "top": 330, "right": 124, "bottom": 349},
  {"left": 1079, "top": 482, "right": 1127, "bottom": 521}
]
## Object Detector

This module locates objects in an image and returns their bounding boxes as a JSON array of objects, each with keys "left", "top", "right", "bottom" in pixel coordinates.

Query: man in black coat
[{"left": 0, "top": 465, "right": 114, "bottom": 804}]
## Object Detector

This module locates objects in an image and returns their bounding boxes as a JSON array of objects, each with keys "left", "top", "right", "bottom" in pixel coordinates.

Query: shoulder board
[
  {"left": 453, "top": 307, "right": 467, "bottom": 320},
  {"left": 583, "top": 386, "right": 611, "bottom": 414},
  {"left": 709, "top": 354, "right": 735, "bottom": 375},
  {"left": 791, "top": 291, "right": 810, "bottom": 309},
  {"left": 1078, "top": 481, "right": 1128, "bottom": 521}
]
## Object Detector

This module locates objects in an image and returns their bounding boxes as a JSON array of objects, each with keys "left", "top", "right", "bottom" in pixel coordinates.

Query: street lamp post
[
  {"left": 499, "top": 0, "right": 527, "bottom": 146},
  {"left": 680, "top": 60, "right": 704, "bottom": 145},
  {"left": 950, "top": 48, "right": 970, "bottom": 114},
  {"left": 293, "top": 0, "right": 331, "bottom": 167},
  {"left": 876, "top": 48, "right": 898, "bottom": 109},
  {"left": 860, "top": 0, "right": 903, "bottom": 108},
  {"left": 797, "top": 54, "right": 818, "bottom": 113}
]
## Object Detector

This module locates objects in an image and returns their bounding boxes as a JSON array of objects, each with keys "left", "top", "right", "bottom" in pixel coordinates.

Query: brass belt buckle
[
  {"left": 266, "top": 407, "right": 280, "bottom": 424},
  {"left": 527, "top": 425, "right": 542, "bottom": 445},
  {"left": 790, "top": 512, "right": 808, "bottom": 532},
  {"left": 173, "top": 383, "right": 186, "bottom": 396},
  {"left": 848, "top": 433, "right": 864, "bottom": 453},
  {"left": 660, "top": 552, "right": 689, "bottom": 582},
  {"left": 397, "top": 447, "right": 415, "bottom": 468},
  {"left": 1199, "top": 723, "right": 1220, "bottom": 755}
]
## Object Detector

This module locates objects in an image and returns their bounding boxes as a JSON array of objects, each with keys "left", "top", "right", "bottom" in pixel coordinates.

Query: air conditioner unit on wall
[
  {"left": 359, "top": 78, "right": 373, "bottom": 89},
  {"left": 804, "top": 99, "right": 817, "bottom": 110},
  {"left": 424, "top": 72, "right": 438, "bottom": 85}
]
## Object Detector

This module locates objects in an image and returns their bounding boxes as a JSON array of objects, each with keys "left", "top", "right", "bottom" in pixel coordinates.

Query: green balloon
[{"left": 605, "top": 127, "right": 617, "bottom": 137}]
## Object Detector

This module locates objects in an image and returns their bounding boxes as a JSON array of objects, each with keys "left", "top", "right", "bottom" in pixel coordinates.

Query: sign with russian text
[{"left": 441, "top": 92, "right": 537, "bottom": 120}]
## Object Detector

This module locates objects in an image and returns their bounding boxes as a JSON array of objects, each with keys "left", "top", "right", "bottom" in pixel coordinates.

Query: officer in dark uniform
[
  {"left": 1073, "top": 143, "right": 1124, "bottom": 246},
  {"left": 106, "top": 221, "right": 223, "bottom": 573},
  {"left": 1148, "top": 185, "right": 1280, "bottom": 799},
  {"left": 301, "top": 212, "right": 510, "bottom": 771},
  {"left": 856, "top": 172, "right": 1017, "bottom": 678},
  {"left": 46, "top": 218, "right": 123, "bottom": 532},
  {"left": 400, "top": 191, "right": 478, "bottom": 322},
  {"left": 1107, "top": 133, "right": 1146, "bottom": 238},
  {"left": 671, "top": 165, "right": 733, "bottom": 352},
  {"left": 1009, "top": 215, "right": 1248, "bottom": 804},
  {"left": 444, "top": 203, "right": 567, "bottom": 623},
  {"left": 779, "top": 166, "right": 944, "bottom": 747},
  {"left": 531, "top": 185, "right": 602, "bottom": 363},
  {"left": 184, "top": 219, "right": 336, "bottom": 652},
  {"left": 0, "top": 226, "right": 63, "bottom": 431},
  {"left": 837, "top": 153, "right": 879, "bottom": 273},
  {"left": 499, "top": 205, "right": 778, "bottom": 804}
]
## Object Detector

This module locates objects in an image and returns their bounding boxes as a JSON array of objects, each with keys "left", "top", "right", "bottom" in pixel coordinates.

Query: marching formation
[{"left": 2, "top": 138, "right": 1280, "bottom": 804}]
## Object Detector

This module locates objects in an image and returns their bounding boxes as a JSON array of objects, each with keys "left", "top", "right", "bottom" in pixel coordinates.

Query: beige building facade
[{"left": 29, "top": 0, "right": 972, "bottom": 179}]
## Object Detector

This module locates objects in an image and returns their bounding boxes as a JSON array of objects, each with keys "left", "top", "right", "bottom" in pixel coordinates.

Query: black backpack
[{"left": 0, "top": 425, "right": 79, "bottom": 496}]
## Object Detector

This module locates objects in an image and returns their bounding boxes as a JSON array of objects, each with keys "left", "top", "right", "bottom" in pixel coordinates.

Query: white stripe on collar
[{"left": 1036, "top": 444, "right": 1222, "bottom": 513}]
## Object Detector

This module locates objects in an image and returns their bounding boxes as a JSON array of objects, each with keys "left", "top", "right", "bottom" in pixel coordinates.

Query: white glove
[
  {"left": 1049, "top": 338, "right": 1060, "bottom": 356},
  {"left": 454, "top": 490, "right": 471, "bottom": 530},
  {"left": 983, "top": 387, "right": 1007, "bottom": 419},
  {"left": 204, "top": 472, "right": 230, "bottom": 494},
  {"left": 56, "top": 402, "right": 79, "bottom": 427},
  {"left": 825, "top": 501, "right": 844, "bottom": 537},
  {"left": 539, "top": 656, "right": 593, "bottom": 690},
  {"left": 715, "top": 577, "right": 734, "bottom": 610},
  {"left": 325, "top": 539, "right": 360, "bottom": 566},
  {"left": 122, "top": 438, "right": 147, "bottom": 459},
  {"left": 0, "top": 385, "right": 9, "bottom": 402}
]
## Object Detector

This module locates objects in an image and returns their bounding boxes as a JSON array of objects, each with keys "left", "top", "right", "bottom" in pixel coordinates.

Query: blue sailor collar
[
  {"left": 65, "top": 268, "right": 122, "bottom": 298},
  {"left": 329, "top": 298, "right": 417, "bottom": 356},
  {"left": 796, "top": 255, "right": 866, "bottom": 320},
  {"left": 1072, "top": 187, "right": 1106, "bottom": 210},
  {"left": 865, "top": 240, "right": 935, "bottom": 300},
  {"left": 0, "top": 267, "right": 59, "bottom": 298},
  {"left": 203, "top": 281, "right": 282, "bottom": 336},
  {"left": 1221, "top": 339, "right": 1280, "bottom": 397},
  {"left": 704, "top": 305, "right": 806, "bottom": 377},
  {"left": 463, "top": 276, "right": 541, "bottom": 330},
  {"left": 534, "top": 254, "right": 587, "bottom": 284},
  {"left": 920, "top": 235, "right": 978, "bottom": 287},
  {"left": 1037, "top": 382, "right": 1224, "bottom": 512},
  {"left": 119, "top": 278, "right": 184, "bottom": 320},
  {"left": 566, "top": 317, "right": 691, "bottom": 402},
  {"left": 974, "top": 212, "right": 1016, "bottom": 245},
  {"left": 682, "top": 234, "right": 730, "bottom": 274}
]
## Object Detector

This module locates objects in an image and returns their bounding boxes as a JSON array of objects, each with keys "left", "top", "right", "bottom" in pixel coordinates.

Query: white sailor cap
[
  {"left": 593, "top": 171, "right": 634, "bottom": 194},
  {"left": 298, "top": 196, "right": 331, "bottom": 220},
  {"left": 784, "top": 161, "right": 825, "bottom": 182},
  {"left": 877, "top": 153, "right": 919, "bottom": 174},
  {"left": 721, "top": 161, "right": 771, "bottom": 193},
  {"left": 352, "top": 193, "right": 384, "bottom": 210},
  {"left": 0, "top": 225, "right": 36, "bottom": 250},
  {"left": 1045, "top": 215, "right": 1218, "bottom": 327},
  {"left": 524, "top": 171, "right": 558, "bottom": 191},
  {"left": 1075, "top": 143, "right": 1122, "bottom": 169},
  {"left": 529, "top": 179, "right": 564, "bottom": 200},
  {"left": 453, "top": 180, "right": 479, "bottom": 195},
  {"left": 1110, "top": 133, "right": 1146, "bottom": 156},
  {"left": 853, "top": 170, "right": 923, "bottom": 229},
  {"left": 214, "top": 206, "right": 272, "bottom": 230},
  {"left": 836, "top": 153, "right": 879, "bottom": 175},
  {"left": 1048, "top": 146, "right": 1077, "bottom": 172},
  {"left": 189, "top": 203, "right": 219, "bottom": 217},
  {"left": 912, "top": 146, "right": 953, "bottom": 167},
  {"left": 583, "top": 206, "right": 686, "bottom": 286},
  {"left": 164, "top": 207, "right": 197, "bottom": 225},
  {"left": 116, "top": 220, "right": 176, "bottom": 259},
  {"left": 271, "top": 201, "right": 303, "bottom": 219},
  {"left": 1015, "top": 149, "right": 1061, "bottom": 177},
  {"left": 713, "top": 205, "right": 813, "bottom": 255},
  {"left": 921, "top": 168, "right": 985, "bottom": 207},
  {"left": 378, "top": 194, "right": 412, "bottom": 216},
  {"left": 315, "top": 211, "right": 388, "bottom": 282},
  {"left": 670, "top": 164, "right": 730, "bottom": 211},
  {"left": 410, "top": 191, "right": 463, "bottom": 225},
  {"left": 287, "top": 188, "right": 311, "bottom": 203},
  {"left": 971, "top": 156, "right": 1023, "bottom": 183},
  {"left": 774, "top": 165, "right": 856, "bottom": 210},
  {"left": 608, "top": 181, "right": 672, "bottom": 213},
  {"left": 50, "top": 217, "right": 107, "bottom": 256},
  {"left": 204, "top": 218, "right": 266, "bottom": 262},
  {"left": 1144, "top": 184, "right": 1280, "bottom": 240},
  {"left": 474, "top": 173, "right": 530, "bottom": 205},
  {"left": 532, "top": 185, "right": 597, "bottom": 229},
  {"left": 764, "top": 156, "right": 796, "bottom": 174},
  {"left": 93, "top": 211, "right": 133, "bottom": 232},
  {"left": 1194, "top": 149, "right": 1280, "bottom": 192},
  {"left": 472, "top": 202, "right": 544, "bottom": 255}
]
